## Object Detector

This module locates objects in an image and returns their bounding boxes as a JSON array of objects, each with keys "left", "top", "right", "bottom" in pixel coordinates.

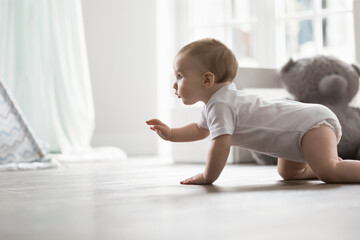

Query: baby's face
[{"left": 173, "top": 54, "right": 205, "bottom": 105}]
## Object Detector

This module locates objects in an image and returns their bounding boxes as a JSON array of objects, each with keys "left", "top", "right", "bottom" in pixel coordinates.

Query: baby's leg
[
  {"left": 277, "top": 158, "right": 317, "bottom": 180},
  {"left": 302, "top": 124, "right": 360, "bottom": 183}
]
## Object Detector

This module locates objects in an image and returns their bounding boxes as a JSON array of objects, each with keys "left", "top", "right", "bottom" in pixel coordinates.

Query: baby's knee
[
  {"left": 277, "top": 167, "right": 293, "bottom": 180},
  {"left": 277, "top": 165, "right": 306, "bottom": 180}
]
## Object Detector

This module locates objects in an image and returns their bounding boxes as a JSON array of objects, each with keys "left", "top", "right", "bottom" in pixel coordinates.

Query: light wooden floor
[{"left": 1, "top": 157, "right": 360, "bottom": 240}]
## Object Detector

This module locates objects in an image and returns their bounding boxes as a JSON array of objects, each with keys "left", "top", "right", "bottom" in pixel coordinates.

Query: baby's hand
[
  {"left": 180, "top": 173, "right": 212, "bottom": 185},
  {"left": 146, "top": 119, "right": 172, "bottom": 141}
]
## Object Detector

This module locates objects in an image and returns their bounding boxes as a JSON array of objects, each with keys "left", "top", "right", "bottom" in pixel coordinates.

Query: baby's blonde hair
[{"left": 178, "top": 38, "right": 238, "bottom": 83}]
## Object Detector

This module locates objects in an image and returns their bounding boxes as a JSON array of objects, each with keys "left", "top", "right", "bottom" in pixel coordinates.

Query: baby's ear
[
  {"left": 352, "top": 63, "right": 360, "bottom": 76},
  {"left": 203, "top": 72, "right": 215, "bottom": 87}
]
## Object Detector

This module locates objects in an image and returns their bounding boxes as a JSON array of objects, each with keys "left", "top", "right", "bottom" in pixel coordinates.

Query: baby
[{"left": 146, "top": 38, "right": 360, "bottom": 185}]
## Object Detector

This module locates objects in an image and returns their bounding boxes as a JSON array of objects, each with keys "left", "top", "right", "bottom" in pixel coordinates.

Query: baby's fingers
[
  {"left": 180, "top": 178, "right": 191, "bottom": 184},
  {"left": 180, "top": 175, "right": 198, "bottom": 184},
  {"left": 146, "top": 119, "right": 164, "bottom": 126},
  {"left": 151, "top": 124, "right": 167, "bottom": 132},
  {"left": 180, "top": 173, "right": 210, "bottom": 185}
]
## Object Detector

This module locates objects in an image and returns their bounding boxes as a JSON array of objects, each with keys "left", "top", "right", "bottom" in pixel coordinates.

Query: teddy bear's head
[{"left": 280, "top": 55, "right": 360, "bottom": 105}]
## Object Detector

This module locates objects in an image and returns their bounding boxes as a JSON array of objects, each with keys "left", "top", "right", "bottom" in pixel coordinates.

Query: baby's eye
[{"left": 177, "top": 74, "right": 183, "bottom": 80}]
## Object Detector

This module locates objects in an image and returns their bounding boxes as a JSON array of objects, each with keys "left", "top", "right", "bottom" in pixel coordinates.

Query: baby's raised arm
[{"left": 146, "top": 119, "right": 209, "bottom": 142}]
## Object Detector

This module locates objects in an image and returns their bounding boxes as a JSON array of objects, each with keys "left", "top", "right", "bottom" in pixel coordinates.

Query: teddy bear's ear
[
  {"left": 352, "top": 63, "right": 360, "bottom": 76},
  {"left": 281, "top": 58, "right": 296, "bottom": 73}
]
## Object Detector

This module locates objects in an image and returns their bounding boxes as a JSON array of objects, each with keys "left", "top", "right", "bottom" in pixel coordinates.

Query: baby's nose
[{"left": 173, "top": 82, "right": 178, "bottom": 90}]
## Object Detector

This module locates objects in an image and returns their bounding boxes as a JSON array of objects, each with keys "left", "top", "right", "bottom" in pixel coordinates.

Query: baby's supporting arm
[
  {"left": 146, "top": 119, "right": 209, "bottom": 142},
  {"left": 181, "top": 134, "right": 232, "bottom": 185}
]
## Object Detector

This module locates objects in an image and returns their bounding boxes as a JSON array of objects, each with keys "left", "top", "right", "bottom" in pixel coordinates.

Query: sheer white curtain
[{"left": 0, "top": 0, "right": 94, "bottom": 153}]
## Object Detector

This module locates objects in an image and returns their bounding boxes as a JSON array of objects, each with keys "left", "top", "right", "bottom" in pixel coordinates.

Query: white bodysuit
[{"left": 198, "top": 83, "right": 342, "bottom": 162}]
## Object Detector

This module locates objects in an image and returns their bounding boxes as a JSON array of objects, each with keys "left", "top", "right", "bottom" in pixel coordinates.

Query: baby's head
[
  {"left": 175, "top": 38, "right": 238, "bottom": 83},
  {"left": 173, "top": 39, "right": 238, "bottom": 105}
]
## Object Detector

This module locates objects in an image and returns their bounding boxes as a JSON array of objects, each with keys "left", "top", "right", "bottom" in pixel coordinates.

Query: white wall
[{"left": 82, "top": 0, "right": 158, "bottom": 156}]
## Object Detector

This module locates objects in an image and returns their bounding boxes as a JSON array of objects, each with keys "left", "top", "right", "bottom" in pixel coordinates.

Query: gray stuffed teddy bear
[{"left": 252, "top": 55, "right": 360, "bottom": 165}]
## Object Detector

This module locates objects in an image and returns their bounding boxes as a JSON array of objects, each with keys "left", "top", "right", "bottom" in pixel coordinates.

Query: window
[{"left": 187, "top": 0, "right": 355, "bottom": 68}]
